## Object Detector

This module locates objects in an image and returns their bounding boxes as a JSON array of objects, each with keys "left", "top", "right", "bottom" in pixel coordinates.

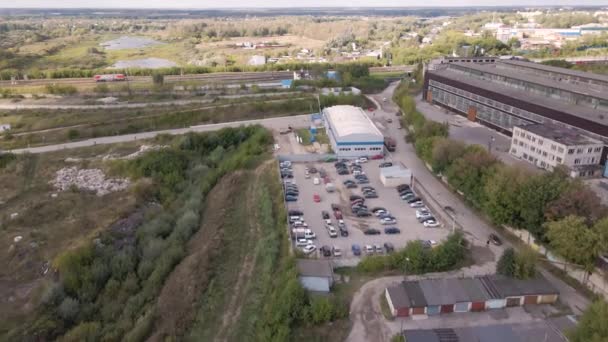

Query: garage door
[
  {"left": 454, "top": 302, "right": 470, "bottom": 312},
  {"left": 397, "top": 308, "right": 410, "bottom": 317},
  {"left": 412, "top": 307, "right": 426, "bottom": 315},
  {"left": 506, "top": 297, "right": 521, "bottom": 307},
  {"left": 426, "top": 305, "right": 441, "bottom": 316},
  {"left": 524, "top": 296, "right": 538, "bottom": 305},
  {"left": 441, "top": 305, "right": 454, "bottom": 314},
  {"left": 486, "top": 299, "right": 505, "bottom": 309},
  {"left": 470, "top": 302, "right": 485, "bottom": 312}
]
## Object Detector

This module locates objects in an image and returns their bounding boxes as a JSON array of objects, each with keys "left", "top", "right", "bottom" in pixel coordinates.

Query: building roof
[
  {"left": 403, "top": 322, "right": 568, "bottom": 342},
  {"left": 324, "top": 105, "right": 383, "bottom": 141},
  {"left": 500, "top": 59, "right": 608, "bottom": 85},
  {"left": 516, "top": 123, "right": 601, "bottom": 146},
  {"left": 403, "top": 281, "right": 428, "bottom": 307},
  {"left": 427, "top": 69, "right": 608, "bottom": 130},
  {"left": 487, "top": 274, "right": 559, "bottom": 297},
  {"left": 450, "top": 62, "right": 608, "bottom": 101},
  {"left": 418, "top": 278, "right": 471, "bottom": 306},
  {"left": 386, "top": 285, "right": 411, "bottom": 308},
  {"left": 296, "top": 259, "right": 333, "bottom": 278},
  {"left": 459, "top": 278, "right": 492, "bottom": 302}
]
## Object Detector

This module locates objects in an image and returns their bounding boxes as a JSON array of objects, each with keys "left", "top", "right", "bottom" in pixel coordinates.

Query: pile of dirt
[
  {"left": 102, "top": 144, "right": 168, "bottom": 161},
  {"left": 50, "top": 167, "right": 130, "bottom": 196}
]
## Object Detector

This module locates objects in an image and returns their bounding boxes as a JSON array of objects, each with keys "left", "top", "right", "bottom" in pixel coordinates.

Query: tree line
[{"left": 393, "top": 82, "right": 608, "bottom": 271}]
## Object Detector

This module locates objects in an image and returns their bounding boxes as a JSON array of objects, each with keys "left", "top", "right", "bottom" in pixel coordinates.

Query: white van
[{"left": 313, "top": 177, "right": 320, "bottom": 185}]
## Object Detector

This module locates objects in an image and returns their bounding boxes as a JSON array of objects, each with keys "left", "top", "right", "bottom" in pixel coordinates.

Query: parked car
[
  {"left": 371, "top": 154, "right": 384, "bottom": 160},
  {"left": 381, "top": 218, "right": 397, "bottom": 225},
  {"left": 339, "top": 226, "right": 349, "bottom": 237},
  {"left": 365, "top": 245, "right": 375, "bottom": 254},
  {"left": 489, "top": 233, "right": 502, "bottom": 246},
  {"left": 356, "top": 210, "right": 372, "bottom": 217},
  {"left": 285, "top": 195, "right": 298, "bottom": 202},
  {"left": 406, "top": 197, "right": 421, "bottom": 204},
  {"left": 384, "top": 242, "right": 395, "bottom": 253},
  {"left": 420, "top": 240, "right": 437, "bottom": 249},
  {"left": 374, "top": 244, "right": 384, "bottom": 254},
  {"left": 313, "top": 177, "right": 320, "bottom": 185},
  {"left": 364, "top": 228, "right": 381, "bottom": 235},
  {"left": 295, "top": 238, "right": 313, "bottom": 247},
  {"left": 364, "top": 192, "right": 379, "bottom": 199},
  {"left": 358, "top": 157, "right": 368, "bottom": 163},
  {"left": 313, "top": 194, "right": 321, "bottom": 202},
  {"left": 424, "top": 219, "right": 440, "bottom": 228},
  {"left": 384, "top": 227, "right": 401, "bottom": 234},
  {"left": 321, "top": 211, "right": 330, "bottom": 219},
  {"left": 327, "top": 227, "right": 338, "bottom": 238},
  {"left": 309, "top": 167, "right": 317, "bottom": 174},
  {"left": 332, "top": 246, "right": 342, "bottom": 257},
  {"left": 396, "top": 184, "right": 410, "bottom": 191},
  {"left": 352, "top": 244, "right": 362, "bottom": 256},
  {"left": 288, "top": 210, "right": 303, "bottom": 216},
  {"left": 302, "top": 244, "right": 317, "bottom": 254},
  {"left": 374, "top": 209, "right": 389, "bottom": 217},
  {"left": 350, "top": 195, "right": 363, "bottom": 201},
  {"left": 379, "top": 162, "right": 393, "bottom": 168},
  {"left": 409, "top": 201, "right": 425, "bottom": 208},
  {"left": 320, "top": 245, "right": 332, "bottom": 257},
  {"left": 415, "top": 208, "right": 431, "bottom": 218},
  {"left": 419, "top": 216, "right": 436, "bottom": 223}
]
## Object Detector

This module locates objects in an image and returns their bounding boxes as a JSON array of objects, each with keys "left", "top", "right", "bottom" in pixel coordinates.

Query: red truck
[{"left": 384, "top": 137, "right": 396, "bottom": 152}]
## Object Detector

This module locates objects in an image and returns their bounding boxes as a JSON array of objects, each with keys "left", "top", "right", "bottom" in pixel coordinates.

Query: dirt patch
[{"left": 147, "top": 172, "right": 244, "bottom": 341}]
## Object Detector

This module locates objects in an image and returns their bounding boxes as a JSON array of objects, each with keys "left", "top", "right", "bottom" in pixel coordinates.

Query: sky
[{"left": 2, "top": 0, "right": 607, "bottom": 8}]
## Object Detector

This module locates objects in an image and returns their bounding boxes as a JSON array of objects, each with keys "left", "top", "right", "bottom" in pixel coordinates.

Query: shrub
[
  {"left": 0, "top": 152, "right": 17, "bottom": 169},
  {"left": 497, "top": 248, "right": 516, "bottom": 277},
  {"left": 67, "top": 129, "right": 80, "bottom": 140},
  {"left": 58, "top": 297, "right": 80, "bottom": 323}
]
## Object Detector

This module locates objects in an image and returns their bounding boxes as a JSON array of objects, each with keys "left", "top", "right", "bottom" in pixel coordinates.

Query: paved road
[{"left": 9, "top": 114, "right": 311, "bottom": 154}]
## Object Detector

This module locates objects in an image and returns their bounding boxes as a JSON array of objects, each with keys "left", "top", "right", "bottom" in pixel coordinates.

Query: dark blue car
[{"left": 352, "top": 244, "right": 362, "bottom": 256}]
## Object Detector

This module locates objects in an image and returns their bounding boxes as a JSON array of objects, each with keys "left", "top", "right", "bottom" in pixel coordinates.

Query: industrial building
[
  {"left": 296, "top": 259, "right": 334, "bottom": 292},
  {"left": 510, "top": 123, "right": 604, "bottom": 177},
  {"left": 323, "top": 105, "right": 384, "bottom": 157},
  {"left": 379, "top": 165, "right": 412, "bottom": 187},
  {"left": 385, "top": 275, "right": 558, "bottom": 318},
  {"left": 423, "top": 60, "right": 608, "bottom": 144}
]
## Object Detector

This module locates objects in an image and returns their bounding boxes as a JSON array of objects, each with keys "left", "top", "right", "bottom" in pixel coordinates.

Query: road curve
[{"left": 8, "top": 114, "right": 312, "bottom": 154}]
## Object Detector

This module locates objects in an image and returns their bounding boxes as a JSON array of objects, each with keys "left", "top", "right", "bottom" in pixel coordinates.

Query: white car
[
  {"left": 365, "top": 245, "right": 375, "bottom": 254},
  {"left": 313, "top": 177, "right": 320, "bottom": 185},
  {"left": 302, "top": 244, "right": 317, "bottom": 254},
  {"left": 324, "top": 219, "right": 333, "bottom": 226},
  {"left": 295, "top": 238, "right": 313, "bottom": 247},
  {"left": 374, "top": 210, "right": 389, "bottom": 217},
  {"left": 381, "top": 218, "right": 397, "bottom": 225},
  {"left": 332, "top": 246, "right": 342, "bottom": 257},
  {"left": 409, "top": 201, "right": 424, "bottom": 208},
  {"left": 424, "top": 220, "right": 440, "bottom": 228},
  {"left": 358, "top": 157, "right": 368, "bottom": 163},
  {"left": 337, "top": 219, "right": 346, "bottom": 227},
  {"left": 327, "top": 227, "right": 338, "bottom": 238},
  {"left": 415, "top": 208, "right": 431, "bottom": 218},
  {"left": 304, "top": 230, "right": 316, "bottom": 239}
]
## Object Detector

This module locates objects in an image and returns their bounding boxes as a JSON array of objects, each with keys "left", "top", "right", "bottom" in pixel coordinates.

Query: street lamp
[
  {"left": 403, "top": 257, "right": 410, "bottom": 282},
  {"left": 488, "top": 136, "right": 495, "bottom": 154}
]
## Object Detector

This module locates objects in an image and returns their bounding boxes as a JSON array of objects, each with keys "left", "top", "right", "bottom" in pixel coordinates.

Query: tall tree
[
  {"left": 545, "top": 181, "right": 607, "bottom": 226},
  {"left": 446, "top": 146, "right": 498, "bottom": 207},
  {"left": 569, "top": 300, "right": 608, "bottom": 342},
  {"left": 430, "top": 137, "right": 466, "bottom": 174},
  {"left": 593, "top": 217, "right": 608, "bottom": 255},
  {"left": 483, "top": 166, "right": 529, "bottom": 226},
  {"left": 546, "top": 216, "right": 598, "bottom": 270},
  {"left": 516, "top": 168, "right": 570, "bottom": 239}
]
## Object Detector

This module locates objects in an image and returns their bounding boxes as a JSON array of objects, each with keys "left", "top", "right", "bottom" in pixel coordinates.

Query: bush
[
  {"left": 497, "top": 248, "right": 516, "bottom": 277},
  {"left": 46, "top": 84, "right": 78, "bottom": 95},
  {"left": 67, "top": 129, "right": 80, "bottom": 140},
  {"left": 58, "top": 297, "right": 80, "bottom": 323},
  {"left": 0, "top": 152, "right": 17, "bottom": 169}
]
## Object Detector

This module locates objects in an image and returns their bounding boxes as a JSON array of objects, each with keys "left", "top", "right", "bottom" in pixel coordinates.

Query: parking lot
[{"left": 283, "top": 158, "right": 450, "bottom": 261}]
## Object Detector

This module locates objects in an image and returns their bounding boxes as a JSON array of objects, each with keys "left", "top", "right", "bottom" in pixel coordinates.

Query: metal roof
[
  {"left": 403, "top": 322, "right": 568, "bottom": 342},
  {"left": 296, "top": 259, "right": 333, "bottom": 278},
  {"left": 403, "top": 281, "right": 428, "bottom": 307},
  {"left": 459, "top": 278, "right": 492, "bottom": 302},
  {"left": 488, "top": 274, "right": 559, "bottom": 297},
  {"left": 500, "top": 59, "right": 608, "bottom": 85},
  {"left": 418, "top": 278, "right": 471, "bottom": 306},
  {"left": 450, "top": 62, "right": 608, "bottom": 101},
  {"left": 380, "top": 166, "right": 412, "bottom": 179},
  {"left": 386, "top": 285, "right": 411, "bottom": 308},
  {"left": 324, "top": 105, "right": 383, "bottom": 141}
]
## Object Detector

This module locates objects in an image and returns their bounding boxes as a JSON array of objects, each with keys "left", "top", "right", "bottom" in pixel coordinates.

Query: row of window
[
  {"left": 337, "top": 146, "right": 383, "bottom": 152},
  {"left": 429, "top": 81, "right": 607, "bottom": 142}
]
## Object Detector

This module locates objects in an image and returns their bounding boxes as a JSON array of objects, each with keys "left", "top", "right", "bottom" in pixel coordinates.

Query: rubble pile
[
  {"left": 51, "top": 167, "right": 130, "bottom": 196},
  {"left": 103, "top": 144, "right": 167, "bottom": 161}
]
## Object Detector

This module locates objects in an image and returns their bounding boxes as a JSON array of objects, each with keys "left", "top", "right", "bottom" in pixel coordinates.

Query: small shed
[
  {"left": 296, "top": 259, "right": 334, "bottom": 292},
  {"left": 461, "top": 278, "right": 491, "bottom": 312},
  {"left": 403, "top": 281, "right": 428, "bottom": 315},
  {"left": 385, "top": 285, "right": 411, "bottom": 317},
  {"left": 489, "top": 274, "right": 559, "bottom": 306},
  {"left": 479, "top": 276, "right": 507, "bottom": 310},
  {"left": 380, "top": 166, "right": 412, "bottom": 187}
]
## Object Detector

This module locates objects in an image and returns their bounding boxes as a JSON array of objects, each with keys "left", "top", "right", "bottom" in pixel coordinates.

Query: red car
[
  {"left": 313, "top": 194, "right": 321, "bottom": 202},
  {"left": 323, "top": 176, "right": 331, "bottom": 184},
  {"left": 370, "top": 154, "right": 384, "bottom": 160},
  {"left": 334, "top": 210, "right": 343, "bottom": 219}
]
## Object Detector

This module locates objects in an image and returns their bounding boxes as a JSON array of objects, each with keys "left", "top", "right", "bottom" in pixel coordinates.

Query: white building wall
[{"left": 509, "top": 126, "right": 603, "bottom": 172}]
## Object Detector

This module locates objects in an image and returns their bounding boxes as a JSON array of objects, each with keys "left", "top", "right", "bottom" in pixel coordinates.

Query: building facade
[
  {"left": 510, "top": 124, "right": 604, "bottom": 177},
  {"left": 323, "top": 105, "right": 385, "bottom": 158},
  {"left": 296, "top": 259, "right": 334, "bottom": 292}
]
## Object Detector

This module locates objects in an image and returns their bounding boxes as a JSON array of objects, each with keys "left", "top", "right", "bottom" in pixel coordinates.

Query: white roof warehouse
[{"left": 323, "top": 105, "right": 384, "bottom": 157}]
